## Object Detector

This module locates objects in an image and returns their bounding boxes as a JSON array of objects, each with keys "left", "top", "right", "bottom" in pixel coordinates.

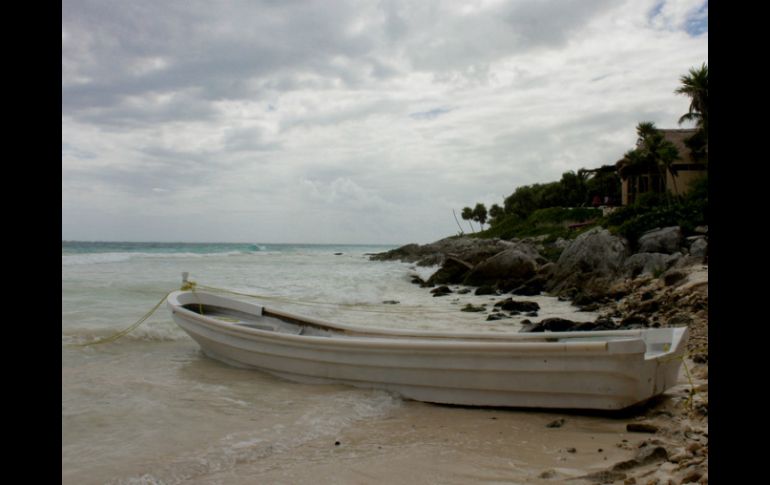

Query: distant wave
[{"left": 61, "top": 250, "right": 256, "bottom": 266}]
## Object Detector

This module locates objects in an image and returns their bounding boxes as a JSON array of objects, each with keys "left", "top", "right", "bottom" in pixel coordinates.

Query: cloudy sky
[{"left": 62, "top": 0, "right": 707, "bottom": 245}]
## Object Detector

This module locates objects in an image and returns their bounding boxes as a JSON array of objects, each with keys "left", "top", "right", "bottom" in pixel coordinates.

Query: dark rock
[
  {"left": 430, "top": 286, "right": 453, "bottom": 297},
  {"left": 578, "top": 303, "right": 601, "bottom": 312},
  {"left": 692, "top": 352, "right": 708, "bottom": 364},
  {"left": 622, "top": 252, "right": 680, "bottom": 278},
  {"left": 460, "top": 303, "right": 486, "bottom": 312},
  {"left": 457, "top": 288, "right": 472, "bottom": 295},
  {"left": 410, "top": 276, "right": 426, "bottom": 285},
  {"left": 626, "top": 423, "right": 659, "bottom": 434},
  {"left": 663, "top": 270, "right": 687, "bottom": 286},
  {"left": 636, "top": 299, "right": 660, "bottom": 314},
  {"left": 369, "top": 237, "right": 521, "bottom": 266},
  {"left": 637, "top": 226, "right": 683, "bottom": 254},
  {"left": 463, "top": 249, "right": 538, "bottom": 287},
  {"left": 486, "top": 313, "right": 509, "bottom": 321},
  {"left": 382, "top": 300, "right": 400, "bottom": 305},
  {"left": 590, "top": 318, "right": 619, "bottom": 331},
  {"left": 369, "top": 243, "right": 425, "bottom": 262},
  {"left": 521, "top": 317, "right": 579, "bottom": 332},
  {"left": 426, "top": 259, "right": 472, "bottom": 286},
  {"left": 494, "top": 298, "right": 540, "bottom": 313},
  {"left": 572, "top": 291, "right": 605, "bottom": 307},
  {"left": 619, "top": 315, "right": 648, "bottom": 329},
  {"left": 666, "top": 313, "right": 693, "bottom": 327},
  {"left": 545, "top": 418, "right": 566, "bottom": 428},
  {"left": 510, "top": 280, "right": 545, "bottom": 296},
  {"left": 474, "top": 285, "right": 497, "bottom": 296}
]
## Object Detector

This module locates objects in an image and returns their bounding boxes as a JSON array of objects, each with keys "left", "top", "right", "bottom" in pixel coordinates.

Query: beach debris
[
  {"left": 494, "top": 298, "right": 540, "bottom": 313},
  {"left": 538, "top": 469, "right": 558, "bottom": 479},
  {"left": 460, "top": 303, "right": 485, "bottom": 312},
  {"left": 430, "top": 286, "right": 453, "bottom": 297},
  {"left": 611, "top": 445, "right": 668, "bottom": 471},
  {"left": 546, "top": 418, "right": 566, "bottom": 428},
  {"left": 474, "top": 285, "right": 497, "bottom": 296},
  {"left": 626, "top": 422, "right": 660, "bottom": 434}
]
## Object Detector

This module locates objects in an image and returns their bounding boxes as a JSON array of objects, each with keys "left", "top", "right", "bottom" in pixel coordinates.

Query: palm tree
[
  {"left": 472, "top": 203, "right": 488, "bottom": 231},
  {"left": 619, "top": 122, "right": 682, "bottom": 203},
  {"left": 461, "top": 207, "right": 476, "bottom": 233},
  {"left": 675, "top": 63, "right": 708, "bottom": 136}
]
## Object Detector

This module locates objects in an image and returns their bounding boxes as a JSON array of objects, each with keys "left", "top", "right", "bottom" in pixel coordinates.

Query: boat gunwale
[{"left": 166, "top": 291, "right": 676, "bottom": 354}]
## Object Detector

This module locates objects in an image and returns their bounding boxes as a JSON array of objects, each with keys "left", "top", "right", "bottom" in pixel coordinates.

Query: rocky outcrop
[
  {"left": 621, "top": 252, "right": 681, "bottom": 278},
  {"left": 370, "top": 236, "right": 524, "bottom": 267},
  {"left": 545, "top": 227, "right": 630, "bottom": 300},
  {"left": 371, "top": 225, "right": 706, "bottom": 317},
  {"left": 637, "top": 226, "right": 683, "bottom": 254},
  {"left": 462, "top": 249, "right": 538, "bottom": 288}
]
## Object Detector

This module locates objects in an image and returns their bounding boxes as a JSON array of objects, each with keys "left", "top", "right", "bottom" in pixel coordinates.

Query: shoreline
[{"left": 367, "top": 231, "right": 709, "bottom": 484}]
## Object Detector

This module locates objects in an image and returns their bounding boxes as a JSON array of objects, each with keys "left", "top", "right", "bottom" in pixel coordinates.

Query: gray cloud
[{"left": 62, "top": 0, "right": 708, "bottom": 244}]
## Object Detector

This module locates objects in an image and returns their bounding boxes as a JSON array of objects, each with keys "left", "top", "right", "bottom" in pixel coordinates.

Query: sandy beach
[{"left": 183, "top": 358, "right": 706, "bottom": 485}]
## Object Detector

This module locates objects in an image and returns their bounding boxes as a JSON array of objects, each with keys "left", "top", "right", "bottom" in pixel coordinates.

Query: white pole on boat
[{"left": 182, "top": 272, "right": 189, "bottom": 284}]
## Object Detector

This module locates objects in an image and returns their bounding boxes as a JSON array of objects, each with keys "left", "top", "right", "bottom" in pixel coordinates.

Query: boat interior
[{"left": 179, "top": 301, "right": 683, "bottom": 352}]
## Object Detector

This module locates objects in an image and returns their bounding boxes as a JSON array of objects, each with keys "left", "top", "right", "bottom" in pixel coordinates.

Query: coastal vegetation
[{"left": 458, "top": 63, "right": 708, "bottom": 247}]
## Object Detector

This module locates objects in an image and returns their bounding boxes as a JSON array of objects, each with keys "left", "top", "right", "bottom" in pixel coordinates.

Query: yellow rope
[
  {"left": 72, "top": 290, "right": 173, "bottom": 347},
  {"left": 656, "top": 342, "right": 708, "bottom": 415}
]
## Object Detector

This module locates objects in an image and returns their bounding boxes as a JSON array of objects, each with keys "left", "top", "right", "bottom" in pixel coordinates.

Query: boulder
[
  {"left": 688, "top": 236, "right": 708, "bottom": 260},
  {"left": 430, "top": 286, "right": 453, "bottom": 297},
  {"left": 494, "top": 298, "right": 540, "bottom": 313},
  {"left": 637, "top": 226, "right": 683, "bottom": 254},
  {"left": 546, "top": 227, "right": 630, "bottom": 298},
  {"left": 426, "top": 258, "right": 472, "bottom": 286},
  {"left": 474, "top": 285, "right": 497, "bottom": 296},
  {"left": 520, "top": 317, "right": 579, "bottom": 332},
  {"left": 463, "top": 249, "right": 538, "bottom": 287},
  {"left": 621, "top": 252, "right": 680, "bottom": 278},
  {"left": 509, "top": 275, "right": 547, "bottom": 296}
]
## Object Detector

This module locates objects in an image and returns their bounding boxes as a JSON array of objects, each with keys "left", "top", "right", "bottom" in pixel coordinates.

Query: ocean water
[{"left": 62, "top": 241, "right": 601, "bottom": 484}]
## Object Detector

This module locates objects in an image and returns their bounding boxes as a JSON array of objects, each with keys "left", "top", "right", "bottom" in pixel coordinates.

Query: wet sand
[{"left": 194, "top": 366, "right": 703, "bottom": 485}]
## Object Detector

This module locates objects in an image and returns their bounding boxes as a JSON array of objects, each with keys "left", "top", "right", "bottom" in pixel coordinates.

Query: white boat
[{"left": 167, "top": 290, "right": 689, "bottom": 410}]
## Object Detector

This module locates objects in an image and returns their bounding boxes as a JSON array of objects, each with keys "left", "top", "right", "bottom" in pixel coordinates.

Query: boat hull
[{"left": 167, "top": 291, "right": 688, "bottom": 410}]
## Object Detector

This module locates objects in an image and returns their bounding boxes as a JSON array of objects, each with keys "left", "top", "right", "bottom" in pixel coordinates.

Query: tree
[
  {"left": 619, "top": 122, "right": 682, "bottom": 203},
  {"left": 488, "top": 204, "right": 504, "bottom": 226},
  {"left": 504, "top": 184, "right": 542, "bottom": 219},
  {"left": 472, "top": 203, "right": 488, "bottom": 230},
  {"left": 675, "top": 63, "right": 708, "bottom": 135},
  {"left": 461, "top": 206, "right": 476, "bottom": 233},
  {"left": 675, "top": 63, "right": 708, "bottom": 162}
]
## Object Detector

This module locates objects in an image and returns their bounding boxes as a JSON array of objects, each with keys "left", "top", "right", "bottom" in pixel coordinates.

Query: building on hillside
[{"left": 615, "top": 128, "right": 707, "bottom": 205}]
